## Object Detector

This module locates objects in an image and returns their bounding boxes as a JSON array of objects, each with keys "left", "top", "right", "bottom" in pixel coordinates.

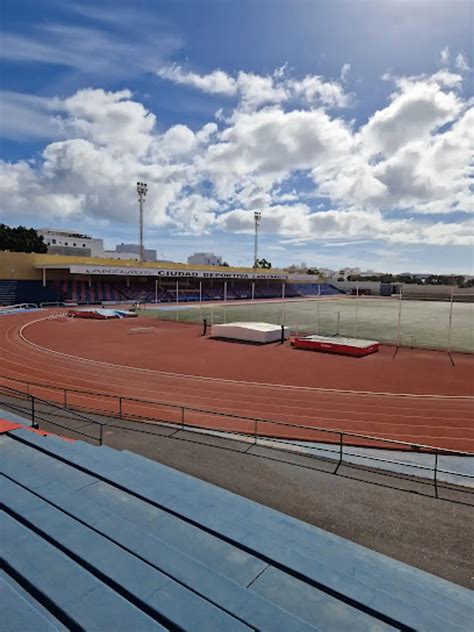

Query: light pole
[
  {"left": 136, "top": 181, "right": 148, "bottom": 264},
  {"left": 253, "top": 211, "right": 261, "bottom": 268}
]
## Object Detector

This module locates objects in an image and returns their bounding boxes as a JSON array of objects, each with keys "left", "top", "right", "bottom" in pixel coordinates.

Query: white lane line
[{"left": 14, "top": 314, "right": 474, "bottom": 400}]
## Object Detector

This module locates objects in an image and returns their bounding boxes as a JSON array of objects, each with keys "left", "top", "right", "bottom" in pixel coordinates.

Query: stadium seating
[
  {"left": 0, "top": 280, "right": 61, "bottom": 306},
  {"left": 0, "top": 278, "right": 344, "bottom": 306},
  {"left": 50, "top": 280, "right": 125, "bottom": 304},
  {"left": 1, "top": 425, "right": 472, "bottom": 631},
  {"left": 287, "top": 283, "right": 345, "bottom": 297}
]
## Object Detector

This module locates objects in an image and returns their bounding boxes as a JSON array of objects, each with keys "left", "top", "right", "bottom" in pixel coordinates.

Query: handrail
[
  {"left": 1, "top": 375, "right": 473, "bottom": 456},
  {"left": 0, "top": 386, "right": 102, "bottom": 444},
  {"left": 0, "top": 303, "right": 38, "bottom": 311},
  {"left": 0, "top": 381, "right": 472, "bottom": 498}
]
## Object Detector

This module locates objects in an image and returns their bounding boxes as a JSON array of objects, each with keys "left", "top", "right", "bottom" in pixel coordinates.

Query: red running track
[{"left": 1, "top": 310, "right": 473, "bottom": 452}]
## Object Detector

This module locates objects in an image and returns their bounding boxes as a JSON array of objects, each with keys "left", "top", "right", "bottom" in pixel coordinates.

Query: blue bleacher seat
[
  {"left": 0, "top": 572, "right": 67, "bottom": 631},
  {"left": 1, "top": 512, "right": 161, "bottom": 631},
  {"left": 2, "top": 429, "right": 472, "bottom": 632}
]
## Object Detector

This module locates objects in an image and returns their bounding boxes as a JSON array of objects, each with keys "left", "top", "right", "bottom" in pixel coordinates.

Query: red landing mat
[{"left": 291, "top": 335, "right": 379, "bottom": 357}]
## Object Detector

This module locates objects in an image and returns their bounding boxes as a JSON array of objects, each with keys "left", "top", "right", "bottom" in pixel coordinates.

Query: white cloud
[
  {"left": 455, "top": 53, "right": 470, "bottom": 72},
  {"left": 340, "top": 63, "right": 351, "bottom": 82},
  {"left": 57, "top": 89, "right": 156, "bottom": 156},
  {"left": 360, "top": 75, "right": 462, "bottom": 156},
  {"left": 168, "top": 194, "right": 219, "bottom": 234},
  {"left": 204, "top": 108, "right": 353, "bottom": 180},
  {"left": 1, "top": 66, "right": 472, "bottom": 251},
  {"left": 157, "top": 65, "right": 350, "bottom": 109},
  {"left": 286, "top": 75, "right": 350, "bottom": 108},
  {"left": 153, "top": 125, "right": 197, "bottom": 159},
  {"left": 216, "top": 203, "right": 473, "bottom": 247},
  {"left": 156, "top": 65, "right": 237, "bottom": 95},
  {"left": 440, "top": 47, "right": 450, "bottom": 65},
  {"left": 0, "top": 160, "right": 85, "bottom": 218}
]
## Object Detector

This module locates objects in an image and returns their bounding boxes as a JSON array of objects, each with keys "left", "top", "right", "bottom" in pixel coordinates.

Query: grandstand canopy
[{"left": 34, "top": 263, "right": 288, "bottom": 280}]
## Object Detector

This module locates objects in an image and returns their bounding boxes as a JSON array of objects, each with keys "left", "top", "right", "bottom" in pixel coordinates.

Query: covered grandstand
[{"left": 0, "top": 251, "right": 343, "bottom": 306}]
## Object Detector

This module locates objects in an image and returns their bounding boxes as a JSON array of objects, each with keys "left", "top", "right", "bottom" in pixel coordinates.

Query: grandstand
[
  {"left": 0, "top": 251, "right": 343, "bottom": 306},
  {"left": 42, "top": 279, "right": 340, "bottom": 305},
  {"left": 1, "top": 420, "right": 473, "bottom": 631}
]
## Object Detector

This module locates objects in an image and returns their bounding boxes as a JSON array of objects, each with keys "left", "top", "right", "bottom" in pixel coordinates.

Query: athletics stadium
[{"left": 1, "top": 249, "right": 473, "bottom": 630}]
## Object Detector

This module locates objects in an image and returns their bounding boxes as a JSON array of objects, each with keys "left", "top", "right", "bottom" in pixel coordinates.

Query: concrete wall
[
  {"left": 401, "top": 284, "right": 474, "bottom": 297},
  {"left": 331, "top": 280, "right": 382, "bottom": 293},
  {"left": 330, "top": 279, "right": 474, "bottom": 299}
]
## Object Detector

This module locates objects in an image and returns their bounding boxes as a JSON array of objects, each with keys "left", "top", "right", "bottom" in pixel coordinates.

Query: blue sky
[{"left": 1, "top": 0, "right": 473, "bottom": 272}]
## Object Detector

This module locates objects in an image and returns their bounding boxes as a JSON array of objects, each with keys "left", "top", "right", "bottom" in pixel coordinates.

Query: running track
[{"left": 1, "top": 310, "right": 473, "bottom": 452}]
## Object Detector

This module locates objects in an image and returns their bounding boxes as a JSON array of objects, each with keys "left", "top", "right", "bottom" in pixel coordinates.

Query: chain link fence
[{"left": 139, "top": 295, "right": 474, "bottom": 353}]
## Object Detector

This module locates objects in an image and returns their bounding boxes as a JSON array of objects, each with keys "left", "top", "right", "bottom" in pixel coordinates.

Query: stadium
[
  {"left": 1, "top": 243, "right": 473, "bottom": 630},
  {"left": 1, "top": 0, "right": 473, "bottom": 623}
]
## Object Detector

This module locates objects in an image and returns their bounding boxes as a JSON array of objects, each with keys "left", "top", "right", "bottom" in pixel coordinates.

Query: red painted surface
[
  {"left": 0, "top": 419, "right": 22, "bottom": 433},
  {"left": 291, "top": 337, "right": 380, "bottom": 357},
  {"left": 0, "top": 418, "right": 75, "bottom": 441},
  {"left": 1, "top": 310, "right": 473, "bottom": 452}
]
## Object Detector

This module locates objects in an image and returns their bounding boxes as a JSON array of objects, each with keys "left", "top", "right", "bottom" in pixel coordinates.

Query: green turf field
[{"left": 139, "top": 297, "right": 474, "bottom": 353}]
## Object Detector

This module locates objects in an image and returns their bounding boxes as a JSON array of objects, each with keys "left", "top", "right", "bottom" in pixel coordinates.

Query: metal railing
[
  {"left": 1, "top": 386, "right": 103, "bottom": 444},
  {"left": 39, "top": 300, "right": 133, "bottom": 308},
  {"left": 0, "top": 303, "right": 38, "bottom": 312},
  {"left": 0, "top": 378, "right": 472, "bottom": 498}
]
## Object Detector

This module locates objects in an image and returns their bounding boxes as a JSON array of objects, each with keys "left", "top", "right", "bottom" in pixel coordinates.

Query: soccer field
[{"left": 140, "top": 297, "right": 474, "bottom": 353}]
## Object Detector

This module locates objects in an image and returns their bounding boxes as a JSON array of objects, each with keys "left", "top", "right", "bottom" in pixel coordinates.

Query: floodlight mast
[
  {"left": 136, "top": 181, "right": 148, "bottom": 264},
  {"left": 253, "top": 211, "right": 261, "bottom": 268}
]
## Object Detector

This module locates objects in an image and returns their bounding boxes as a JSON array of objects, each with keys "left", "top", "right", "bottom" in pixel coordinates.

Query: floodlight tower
[
  {"left": 136, "top": 181, "right": 148, "bottom": 264},
  {"left": 253, "top": 211, "right": 261, "bottom": 268}
]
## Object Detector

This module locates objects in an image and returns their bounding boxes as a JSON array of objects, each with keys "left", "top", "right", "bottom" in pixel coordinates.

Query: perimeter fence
[
  {"left": 139, "top": 293, "right": 474, "bottom": 353},
  {"left": 1, "top": 377, "right": 472, "bottom": 500}
]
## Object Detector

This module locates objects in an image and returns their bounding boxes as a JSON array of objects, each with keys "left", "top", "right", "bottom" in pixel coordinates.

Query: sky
[{"left": 0, "top": 0, "right": 473, "bottom": 273}]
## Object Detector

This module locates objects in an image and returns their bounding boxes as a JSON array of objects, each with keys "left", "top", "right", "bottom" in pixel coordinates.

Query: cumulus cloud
[
  {"left": 57, "top": 89, "right": 156, "bottom": 156},
  {"left": 204, "top": 108, "right": 353, "bottom": 179},
  {"left": 1, "top": 66, "right": 472, "bottom": 249},
  {"left": 156, "top": 65, "right": 237, "bottom": 95},
  {"left": 157, "top": 64, "right": 350, "bottom": 109},
  {"left": 361, "top": 74, "right": 463, "bottom": 156}
]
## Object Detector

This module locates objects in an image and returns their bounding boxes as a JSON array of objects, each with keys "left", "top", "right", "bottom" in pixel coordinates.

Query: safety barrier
[
  {"left": 1, "top": 377, "right": 472, "bottom": 499},
  {"left": 0, "top": 303, "right": 38, "bottom": 312}
]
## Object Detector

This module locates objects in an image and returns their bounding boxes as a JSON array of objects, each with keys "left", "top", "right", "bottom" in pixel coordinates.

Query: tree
[
  {"left": 221, "top": 261, "right": 230, "bottom": 267},
  {"left": 0, "top": 224, "right": 48, "bottom": 253}
]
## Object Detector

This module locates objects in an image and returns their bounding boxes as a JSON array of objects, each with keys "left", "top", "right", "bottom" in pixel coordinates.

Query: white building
[
  {"left": 103, "top": 251, "right": 140, "bottom": 261},
  {"left": 38, "top": 229, "right": 104, "bottom": 257},
  {"left": 103, "top": 243, "right": 157, "bottom": 262},
  {"left": 187, "top": 252, "right": 223, "bottom": 266}
]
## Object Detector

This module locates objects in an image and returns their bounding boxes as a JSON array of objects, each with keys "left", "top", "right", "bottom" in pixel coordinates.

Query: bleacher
[
  {"left": 288, "top": 283, "right": 344, "bottom": 297},
  {"left": 51, "top": 280, "right": 124, "bottom": 303},
  {"left": 0, "top": 280, "right": 60, "bottom": 306},
  {"left": 1, "top": 278, "right": 344, "bottom": 306},
  {"left": 1, "top": 422, "right": 472, "bottom": 631}
]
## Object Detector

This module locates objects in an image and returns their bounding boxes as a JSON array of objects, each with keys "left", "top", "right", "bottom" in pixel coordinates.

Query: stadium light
[
  {"left": 136, "top": 181, "right": 148, "bottom": 264},
  {"left": 253, "top": 211, "right": 262, "bottom": 268}
]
